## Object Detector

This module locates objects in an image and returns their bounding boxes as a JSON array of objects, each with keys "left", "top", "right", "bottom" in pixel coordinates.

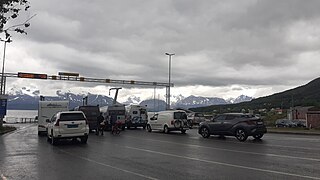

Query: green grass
[
  {"left": 0, "top": 126, "right": 16, "bottom": 135},
  {"left": 267, "top": 127, "right": 320, "bottom": 134}
]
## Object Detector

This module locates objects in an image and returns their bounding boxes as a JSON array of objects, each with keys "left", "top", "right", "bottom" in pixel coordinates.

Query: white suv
[{"left": 47, "top": 111, "right": 89, "bottom": 145}]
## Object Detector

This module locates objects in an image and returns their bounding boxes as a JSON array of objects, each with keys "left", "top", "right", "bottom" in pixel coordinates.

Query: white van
[
  {"left": 38, "top": 101, "right": 69, "bottom": 135},
  {"left": 125, "top": 105, "right": 148, "bottom": 129},
  {"left": 147, "top": 110, "right": 189, "bottom": 134}
]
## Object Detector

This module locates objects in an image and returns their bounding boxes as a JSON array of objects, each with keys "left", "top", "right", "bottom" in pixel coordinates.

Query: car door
[
  {"left": 208, "top": 115, "right": 227, "bottom": 133},
  {"left": 47, "top": 114, "right": 57, "bottom": 134},
  {"left": 149, "top": 114, "right": 158, "bottom": 129},
  {"left": 220, "top": 115, "right": 237, "bottom": 133}
]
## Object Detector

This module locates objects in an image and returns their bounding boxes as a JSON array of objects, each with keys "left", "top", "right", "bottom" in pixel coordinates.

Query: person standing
[{"left": 96, "top": 113, "right": 105, "bottom": 136}]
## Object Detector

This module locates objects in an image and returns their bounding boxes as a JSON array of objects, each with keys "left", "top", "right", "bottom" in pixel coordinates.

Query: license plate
[{"left": 67, "top": 124, "right": 78, "bottom": 128}]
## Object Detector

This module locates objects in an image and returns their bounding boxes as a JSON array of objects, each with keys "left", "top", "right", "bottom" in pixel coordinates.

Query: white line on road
[
  {"left": 124, "top": 135, "right": 320, "bottom": 162},
  {"left": 58, "top": 149, "right": 159, "bottom": 180},
  {"left": 125, "top": 146, "right": 320, "bottom": 180}
]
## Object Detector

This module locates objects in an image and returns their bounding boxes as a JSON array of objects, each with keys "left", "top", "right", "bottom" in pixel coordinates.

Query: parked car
[
  {"left": 198, "top": 113, "right": 267, "bottom": 141},
  {"left": 275, "top": 119, "right": 296, "bottom": 128},
  {"left": 187, "top": 112, "right": 206, "bottom": 127},
  {"left": 147, "top": 110, "right": 189, "bottom": 134},
  {"left": 47, "top": 111, "right": 89, "bottom": 145},
  {"left": 292, "top": 119, "right": 307, "bottom": 128}
]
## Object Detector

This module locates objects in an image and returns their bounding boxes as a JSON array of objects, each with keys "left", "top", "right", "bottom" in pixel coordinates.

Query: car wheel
[
  {"left": 200, "top": 127, "right": 210, "bottom": 138},
  {"left": 81, "top": 136, "right": 88, "bottom": 144},
  {"left": 235, "top": 129, "right": 248, "bottom": 142},
  {"left": 146, "top": 125, "right": 152, "bottom": 132},
  {"left": 181, "top": 129, "right": 186, "bottom": 134},
  {"left": 174, "top": 120, "right": 181, "bottom": 128},
  {"left": 164, "top": 125, "right": 169, "bottom": 134},
  {"left": 253, "top": 134, "right": 264, "bottom": 140}
]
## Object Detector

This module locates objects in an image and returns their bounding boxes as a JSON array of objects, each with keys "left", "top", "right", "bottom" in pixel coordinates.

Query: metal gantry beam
[{"left": 4, "top": 72, "right": 174, "bottom": 87}]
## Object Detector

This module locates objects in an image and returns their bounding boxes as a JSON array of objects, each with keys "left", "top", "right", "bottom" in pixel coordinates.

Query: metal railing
[{"left": 4, "top": 117, "right": 37, "bottom": 124}]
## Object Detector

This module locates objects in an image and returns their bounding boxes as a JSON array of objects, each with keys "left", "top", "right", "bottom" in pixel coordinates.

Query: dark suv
[{"left": 198, "top": 113, "right": 267, "bottom": 141}]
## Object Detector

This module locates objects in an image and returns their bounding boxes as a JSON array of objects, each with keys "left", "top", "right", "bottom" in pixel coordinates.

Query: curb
[{"left": 266, "top": 130, "right": 320, "bottom": 136}]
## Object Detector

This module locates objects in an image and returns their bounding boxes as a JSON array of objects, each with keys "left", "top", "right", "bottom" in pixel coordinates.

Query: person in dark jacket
[{"left": 96, "top": 113, "right": 105, "bottom": 135}]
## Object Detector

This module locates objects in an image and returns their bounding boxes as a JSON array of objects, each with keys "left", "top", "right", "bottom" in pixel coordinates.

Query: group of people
[{"left": 96, "top": 113, "right": 118, "bottom": 136}]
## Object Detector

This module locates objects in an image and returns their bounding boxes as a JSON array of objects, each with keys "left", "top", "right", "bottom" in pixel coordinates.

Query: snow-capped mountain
[
  {"left": 173, "top": 95, "right": 228, "bottom": 109},
  {"left": 7, "top": 87, "right": 114, "bottom": 110},
  {"left": 6, "top": 87, "right": 253, "bottom": 110},
  {"left": 233, "top": 95, "right": 253, "bottom": 104},
  {"left": 8, "top": 86, "right": 40, "bottom": 97},
  {"left": 226, "top": 95, "right": 253, "bottom": 104},
  {"left": 122, "top": 95, "right": 141, "bottom": 105}
]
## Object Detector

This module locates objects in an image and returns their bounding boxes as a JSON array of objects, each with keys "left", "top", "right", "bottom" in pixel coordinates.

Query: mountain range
[
  {"left": 190, "top": 77, "right": 320, "bottom": 113},
  {"left": 6, "top": 87, "right": 252, "bottom": 111}
]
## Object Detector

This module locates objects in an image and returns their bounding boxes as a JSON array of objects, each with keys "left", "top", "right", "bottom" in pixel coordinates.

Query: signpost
[{"left": 0, "top": 94, "right": 8, "bottom": 126}]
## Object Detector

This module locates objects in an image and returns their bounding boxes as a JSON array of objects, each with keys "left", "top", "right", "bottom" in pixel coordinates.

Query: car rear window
[
  {"left": 60, "top": 113, "right": 86, "bottom": 121},
  {"left": 174, "top": 112, "right": 187, "bottom": 119},
  {"left": 194, "top": 113, "right": 203, "bottom": 117}
]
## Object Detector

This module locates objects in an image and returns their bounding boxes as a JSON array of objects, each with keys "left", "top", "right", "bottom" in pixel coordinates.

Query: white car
[
  {"left": 47, "top": 111, "right": 89, "bottom": 145},
  {"left": 147, "top": 110, "right": 189, "bottom": 134}
]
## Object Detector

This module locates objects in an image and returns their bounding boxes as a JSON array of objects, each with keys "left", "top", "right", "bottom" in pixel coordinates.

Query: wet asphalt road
[{"left": 0, "top": 124, "right": 320, "bottom": 180}]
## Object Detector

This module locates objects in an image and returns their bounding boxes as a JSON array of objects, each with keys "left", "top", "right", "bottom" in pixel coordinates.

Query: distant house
[
  {"left": 306, "top": 107, "right": 320, "bottom": 128},
  {"left": 288, "top": 106, "right": 313, "bottom": 120},
  {"left": 289, "top": 106, "right": 320, "bottom": 128}
]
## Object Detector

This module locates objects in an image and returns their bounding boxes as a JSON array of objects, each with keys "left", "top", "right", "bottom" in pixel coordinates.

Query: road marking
[
  {"left": 58, "top": 149, "right": 158, "bottom": 180},
  {"left": 125, "top": 146, "right": 320, "bottom": 180},
  {"left": 124, "top": 135, "right": 320, "bottom": 162},
  {"left": 1, "top": 174, "right": 7, "bottom": 180}
]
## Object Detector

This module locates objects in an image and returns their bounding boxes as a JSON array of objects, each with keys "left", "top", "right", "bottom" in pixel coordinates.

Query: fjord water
[{"left": 4, "top": 110, "right": 38, "bottom": 123}]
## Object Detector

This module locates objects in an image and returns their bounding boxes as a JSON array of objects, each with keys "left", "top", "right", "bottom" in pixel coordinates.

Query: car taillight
[{"left": 54, "top": 119, "right": 60, "bottom": 126}]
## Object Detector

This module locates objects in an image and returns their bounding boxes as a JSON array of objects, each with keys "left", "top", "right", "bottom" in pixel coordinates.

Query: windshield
[{"left": 60, "top": 113, "right": 86, "bottom": 121}]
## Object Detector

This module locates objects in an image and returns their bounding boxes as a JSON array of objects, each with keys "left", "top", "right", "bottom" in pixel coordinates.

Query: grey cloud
[{"left": 10, "top": 0, "right": 320, "bottom": 96}]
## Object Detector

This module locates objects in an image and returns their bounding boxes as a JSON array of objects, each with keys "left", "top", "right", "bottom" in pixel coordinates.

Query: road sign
[
  {"left": 0, "top": 95, "right": 8, "bottom": 117},
  {"left": 18, "top": 72, "right": 47, "bottom": 79}
]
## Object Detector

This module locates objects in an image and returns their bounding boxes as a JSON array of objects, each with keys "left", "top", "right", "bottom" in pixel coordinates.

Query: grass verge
[
  {"left": 267, "top": 127, "right": 320, "bottom": 135},
  {"left": 0, "top": 126, "right": 17, "bottom": 135}
]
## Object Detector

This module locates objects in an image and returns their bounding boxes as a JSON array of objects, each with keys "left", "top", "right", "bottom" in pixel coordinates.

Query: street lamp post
[
  {"left": 0, "top": 38, "right": 11, "bottom": 95},
  {"left": 0, "top": 38, "right": 10, "bottom": 127},
  {"left": 165, "top": 52, "right": 174, "bottom": 110}
]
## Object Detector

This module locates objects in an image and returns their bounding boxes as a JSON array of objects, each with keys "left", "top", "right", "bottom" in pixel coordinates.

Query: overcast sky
[{"left": 2, "top": 0, "right": 320, "bottom": 102}]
